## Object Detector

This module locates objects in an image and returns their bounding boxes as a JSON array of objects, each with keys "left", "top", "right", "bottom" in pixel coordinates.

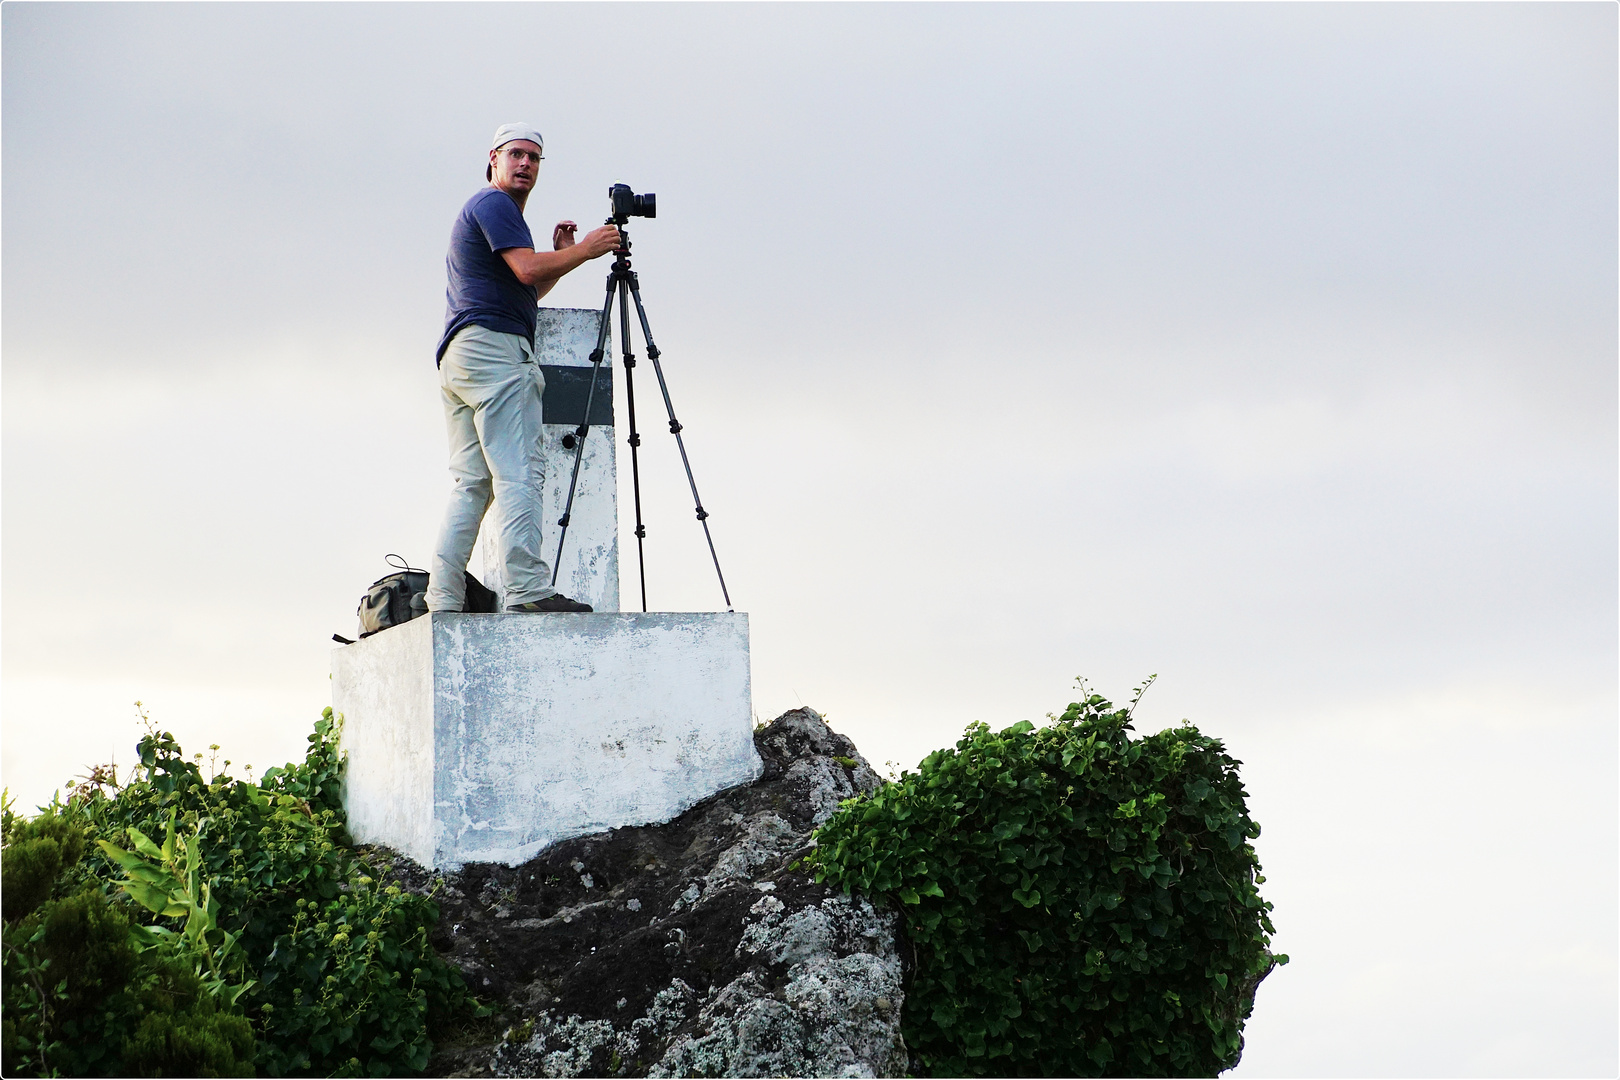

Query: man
[{"left": 424, "top": 123, "right": 621, "bottom": 614}]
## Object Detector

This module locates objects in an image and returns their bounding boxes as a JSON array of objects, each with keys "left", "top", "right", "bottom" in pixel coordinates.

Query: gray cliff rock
[{"left": 372, "top": 709, "right": 907, "bottom": 1078}]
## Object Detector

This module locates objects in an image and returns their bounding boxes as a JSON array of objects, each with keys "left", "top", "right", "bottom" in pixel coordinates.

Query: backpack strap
[{"left": 385, "top": 552, "right": 428, "bottom": 575}]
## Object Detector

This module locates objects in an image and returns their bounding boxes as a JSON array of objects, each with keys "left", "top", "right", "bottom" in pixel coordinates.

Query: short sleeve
[{"left": 469, "top": 190, "right": 535, "bottom": 254}]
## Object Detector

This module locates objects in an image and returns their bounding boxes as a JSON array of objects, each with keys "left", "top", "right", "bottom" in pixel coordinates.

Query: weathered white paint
[
  {"left": 477, "top": 307, "right": 619, "bottom": 612},
  {"left": 332, "top": 611, "right": 758, "bottom": 869},
  {"left": 330, "top": 613, "right": 437, "bottom": 861}
]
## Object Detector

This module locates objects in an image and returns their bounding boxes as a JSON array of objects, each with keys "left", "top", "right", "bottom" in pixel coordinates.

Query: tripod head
[{"left": 603, "top": 221, "right": 635, "bottom": 269}]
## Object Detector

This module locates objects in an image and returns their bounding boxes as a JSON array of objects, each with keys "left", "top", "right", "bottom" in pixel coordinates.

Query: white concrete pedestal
[{"left": 332, "top": 612, "right": 757, "bottom": 869}]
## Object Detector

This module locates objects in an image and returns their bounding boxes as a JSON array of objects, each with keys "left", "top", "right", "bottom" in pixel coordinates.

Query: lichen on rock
[
  {"left": 648, "top": 894, "right": 906, "bottom": 1078},
  {"left": 370, "top": 708, "right": 907, "bottom": 1078}
]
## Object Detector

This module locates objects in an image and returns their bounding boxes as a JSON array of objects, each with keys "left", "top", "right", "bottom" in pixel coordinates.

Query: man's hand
[
  {"left": 554, "top": 222, "right": 621, "bottom": 258},
  {"left": 579, "top": 224, "right": 621, "bottom": 258}
]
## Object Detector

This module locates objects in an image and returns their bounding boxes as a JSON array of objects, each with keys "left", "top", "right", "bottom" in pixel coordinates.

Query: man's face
[{"left": 490, "top": 140, "right": 542, "bottom": 193}]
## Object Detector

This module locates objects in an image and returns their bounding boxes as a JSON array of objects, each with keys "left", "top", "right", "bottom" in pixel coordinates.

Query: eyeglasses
[{"left": 502, "top": 147, "right": 543, "bottom": 166}]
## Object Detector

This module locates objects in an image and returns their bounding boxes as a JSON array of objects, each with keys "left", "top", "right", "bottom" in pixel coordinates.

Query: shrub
[
  {"left": 809, "top": 681, "right": 1287, "bottom": 1077},
  {"left": 2, "top": 807, "right": 87, "bottom": 922},
  {"left": 122, "top": 971, "right": 256, "bottom": 1079},
  {"left": 2, "top": 707, "right": 476, "bottom": 1077},
  {"left": 0, "top": 831, "right": 231, "bottom": 1077}
]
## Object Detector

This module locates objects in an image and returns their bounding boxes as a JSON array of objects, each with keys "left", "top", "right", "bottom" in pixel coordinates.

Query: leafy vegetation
[
  {"left": 2, "top": 707, "right": 475, "bottom": 1077},
  {"left": 809, "top": 679, "right": 1287, "bottom": 1077}
]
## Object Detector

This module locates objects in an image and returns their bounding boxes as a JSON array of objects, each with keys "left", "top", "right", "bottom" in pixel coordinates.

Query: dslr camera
[{"left": 609, "top": 183, "right": 656, "bottom": 225}]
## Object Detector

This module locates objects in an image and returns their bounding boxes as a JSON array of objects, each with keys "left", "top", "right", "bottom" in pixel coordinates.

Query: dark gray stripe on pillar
[{"left": 541, "top": 365, "right": 614, "bottom": 426}]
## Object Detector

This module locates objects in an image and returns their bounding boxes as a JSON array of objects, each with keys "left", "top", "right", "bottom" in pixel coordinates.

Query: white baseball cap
[{"left": 492, "top": 123, "right": 544, "bottom": 151}]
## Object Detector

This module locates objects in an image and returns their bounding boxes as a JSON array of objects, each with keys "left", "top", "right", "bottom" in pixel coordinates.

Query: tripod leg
[
  {"left": 550, "top": 274, "right": 617, "bottom": 586},
  {"left": 618, "top": 278, "right": 649, "bottom": 612},
  {"left": 625, "top": 281, "right": 734, "bottom": 612}
]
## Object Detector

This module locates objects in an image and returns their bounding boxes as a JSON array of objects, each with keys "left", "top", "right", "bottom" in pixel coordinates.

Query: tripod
[{"left": 550, "top": 225, "right": 734, "bottom": 613}]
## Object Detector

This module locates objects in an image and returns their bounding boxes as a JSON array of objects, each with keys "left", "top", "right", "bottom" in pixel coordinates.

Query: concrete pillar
[{"left": 476, "top": 307, "right": 619, "bottom": 612}]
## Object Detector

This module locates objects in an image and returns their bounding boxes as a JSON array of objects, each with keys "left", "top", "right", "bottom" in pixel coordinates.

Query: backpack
[{"left": 349, "top": 554, "right": 499, "bottom": 640}]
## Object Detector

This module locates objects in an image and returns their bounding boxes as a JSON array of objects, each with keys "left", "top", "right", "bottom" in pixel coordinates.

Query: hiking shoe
[{"left": 508, "top": 594, "right": 593, "bottom": 613}]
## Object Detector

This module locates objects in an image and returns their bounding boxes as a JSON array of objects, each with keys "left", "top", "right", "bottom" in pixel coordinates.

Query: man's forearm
[
  {"left": 506, "top": 245, "right": 595, "bottom": 287},
  {"left": 499, "top": 224, "right": 620, "bottom": 291}
]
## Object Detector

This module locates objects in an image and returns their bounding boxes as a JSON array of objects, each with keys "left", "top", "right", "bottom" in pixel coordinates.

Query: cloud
[{"left": 3, "top": 5, "right": 1614, "bottom": 1073}]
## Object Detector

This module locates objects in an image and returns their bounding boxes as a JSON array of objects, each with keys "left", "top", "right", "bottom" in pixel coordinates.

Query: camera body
[{"left": 609, "top": 183, "right": 656, "bottom": 225}]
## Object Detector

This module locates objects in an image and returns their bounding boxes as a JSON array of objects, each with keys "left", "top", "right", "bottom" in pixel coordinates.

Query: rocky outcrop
[{"left": 372, "top": 709, "right": 908, "bottom": 1078}]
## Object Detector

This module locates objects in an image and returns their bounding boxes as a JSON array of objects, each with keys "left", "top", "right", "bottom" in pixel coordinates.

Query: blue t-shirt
[{"left": 436, "top": 187, "right": 538, "bottom": 365}]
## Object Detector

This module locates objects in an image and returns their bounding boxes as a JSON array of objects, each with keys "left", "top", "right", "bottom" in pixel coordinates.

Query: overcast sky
[{"left": 3, "top": 3, "right": 1615, "bottom": 1075}]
